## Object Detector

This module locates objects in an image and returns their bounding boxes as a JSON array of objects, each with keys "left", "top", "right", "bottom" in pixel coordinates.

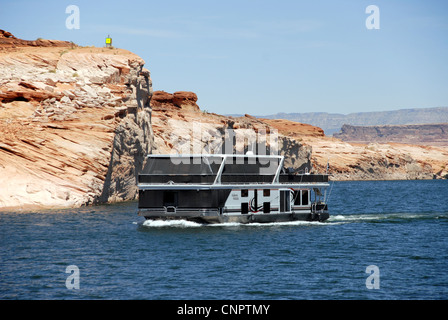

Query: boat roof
[
  {"left": 139, "top": 154, "right": 329, "bottom": 187},
  {"left": 146, "top": 153, "right": 283, "bottom": 159}
]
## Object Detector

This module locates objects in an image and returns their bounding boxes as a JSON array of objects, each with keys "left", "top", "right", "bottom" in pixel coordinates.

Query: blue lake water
[{"left": 1, "top": 180, "right": 447, "bottom": 300}]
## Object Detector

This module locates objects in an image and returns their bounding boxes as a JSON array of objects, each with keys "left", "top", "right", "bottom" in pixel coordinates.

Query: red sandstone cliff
[
  {"left": 151, "top": 91, "right": 448, "bottom": 180},
  {"left": 150, "top": 91, "right": 312, "bottom": 172},
  {"left": 1, "top": 30, "right": 447, "bottom": 211},
  {"left": 263, "top": 119, "right": 448, "bottom": 180},
  {"left": 0, "top": 31, "right": 153, "bottom": 210}
]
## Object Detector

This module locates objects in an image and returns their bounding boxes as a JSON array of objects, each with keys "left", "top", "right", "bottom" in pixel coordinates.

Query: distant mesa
[
  {"left": 242, "top": 107, "right": 448, "bottom": 136},
  {"left": 334, "top": 123, "right": 448, "bottom": 147}
]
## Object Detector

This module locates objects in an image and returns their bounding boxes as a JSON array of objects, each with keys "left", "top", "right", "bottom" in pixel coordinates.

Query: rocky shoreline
[{"left": 1, "top": 30, "right": 447, "bottom": 211}]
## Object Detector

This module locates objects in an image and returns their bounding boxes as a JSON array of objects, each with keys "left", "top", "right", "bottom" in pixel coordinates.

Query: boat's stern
[{"left": 310, "top": 202, "right": 329, "bottom": 222}]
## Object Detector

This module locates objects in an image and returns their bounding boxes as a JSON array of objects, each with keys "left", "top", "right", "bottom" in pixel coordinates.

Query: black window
[
  {"left": 163, "top": 191, "right": 178, "bottom": 206},
  {"left": 280, "top": 190, "right": 291, "bottom": 212},
  {"left": 241, "top": 189, "right": 248, "bottom": 197},
  {"left": 263, "top": 189, "right": 270, "bottom": 197},
  {"left": 263, "top": 202, "right": 270, "bottom": 213},
  {"left": 293, "top": 191, "right": 300, "bottom": 205},
  {"left": 302, "top": 190, "right": 309, "bottom": 206}
]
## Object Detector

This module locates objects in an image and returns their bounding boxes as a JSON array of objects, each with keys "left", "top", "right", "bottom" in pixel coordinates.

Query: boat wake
[
  {"left": 140, "top": 219, "right": 334, "bottom": 229},
  {"left": 328, "top": 212, "right": 448, "bottom": 223},
  {"left": 142, "top": 219, "right": 202, "bottom": 228},
  {"left": 138, "top": 212, "right": 447, "bottom": 229}
]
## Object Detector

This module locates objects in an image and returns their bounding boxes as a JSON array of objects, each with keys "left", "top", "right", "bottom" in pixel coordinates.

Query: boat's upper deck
[{"left": 138, "top": 154, "right": 328, "bottom": 186}]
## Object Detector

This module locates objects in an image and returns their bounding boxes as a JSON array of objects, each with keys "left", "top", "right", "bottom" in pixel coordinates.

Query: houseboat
[{"left": 137, "top": 154, "right": 329, "bottom": 224}]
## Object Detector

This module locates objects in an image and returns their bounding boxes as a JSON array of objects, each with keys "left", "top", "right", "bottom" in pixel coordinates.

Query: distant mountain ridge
[
  {"left": 334, "top": 123, "right": 448, "bottom": 146},
  {"left": 229, "top": 107, "right": 448, "bottom": 135}
]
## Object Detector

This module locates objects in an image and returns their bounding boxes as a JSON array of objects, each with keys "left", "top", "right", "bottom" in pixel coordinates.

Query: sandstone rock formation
[
  {"left": 151, "top": 95, "right": 448, "bottom": 181},
  {"left": 264, "top": 119, "right": 448, "bottom": 180},
  {"left": 151, "top": 90, "right": 200, "bottom": 112},
  {"left": 1, "top": 31, "right": 447, "bottom": 212},
  {"left": 0, "top": 29, "right": 74, "bottom": 50},
  {"left": 258, "top": 107, "right": 448, "bottom": 136},
  {"left": 0, "top": 35, "right": 153, "bottom": 210},
  {"left": 334, "top": 123, "right": 448, "bottom": 146},
  {"left": 151, "top": 91, "right": 312, "bottom": 173}
]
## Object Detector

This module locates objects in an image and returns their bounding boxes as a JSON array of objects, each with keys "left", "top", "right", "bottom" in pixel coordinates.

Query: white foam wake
[
  {"left": 220, "top": 220, "right": 328, "bottom": 227},
  {"left": 141, "top": 219, "right": 332, "bottom": 228},
  {"left": 328, "top": 214, "right": 384, "bottom": 222},
  {"left": 327, "top": 212, "right": 445, "bottom": 222},
  {"left": 142, "top": 219, "right": 202, "bottom": 228}
]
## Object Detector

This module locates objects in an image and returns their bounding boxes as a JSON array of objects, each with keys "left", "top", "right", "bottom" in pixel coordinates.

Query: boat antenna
[{"left": 326, "top": 157, "right": 333, "bottom": 175}]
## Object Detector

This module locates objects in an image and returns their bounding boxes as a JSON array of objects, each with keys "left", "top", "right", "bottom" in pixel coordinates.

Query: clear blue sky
[{"left": 1, "top": 0, "right": 447, "bottom": 115}]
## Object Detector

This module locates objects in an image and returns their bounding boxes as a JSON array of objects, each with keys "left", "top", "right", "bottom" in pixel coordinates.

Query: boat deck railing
[{"left": 138, "top": 173, "right": 329, "bottom": 184}]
